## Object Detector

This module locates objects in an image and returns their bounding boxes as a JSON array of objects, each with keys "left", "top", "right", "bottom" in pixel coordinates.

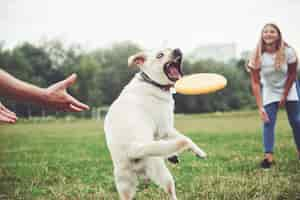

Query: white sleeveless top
[{"left": 260, "top": 47, "right": 298, "bottom": 106}]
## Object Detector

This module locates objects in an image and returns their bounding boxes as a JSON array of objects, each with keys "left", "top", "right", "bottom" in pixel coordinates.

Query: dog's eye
[{"left": 156, "top": 53, "right": 164, "bottom": 59}]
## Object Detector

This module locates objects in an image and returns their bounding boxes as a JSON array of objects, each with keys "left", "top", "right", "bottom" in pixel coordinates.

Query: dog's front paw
[
  {"left": 195, "top": 149, "right": 207, "bottom": 159},
  {"left": 167, "top": 155, "right": 180, "bottom": 164}
]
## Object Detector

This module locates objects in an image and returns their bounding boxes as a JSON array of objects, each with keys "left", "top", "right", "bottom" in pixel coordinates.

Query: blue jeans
[{"left": 263, "top": 101, "right": 300, "bottom": 153}]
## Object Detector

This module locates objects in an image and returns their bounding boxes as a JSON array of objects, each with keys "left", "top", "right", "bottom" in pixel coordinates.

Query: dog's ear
[{"left": 128, "top": 52, "right": 146, "bottom": 67}]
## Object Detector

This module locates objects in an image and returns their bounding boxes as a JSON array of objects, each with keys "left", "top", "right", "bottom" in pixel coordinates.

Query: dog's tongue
[{"left": 168, "top": 66, "right": 181, "bottom": 79}]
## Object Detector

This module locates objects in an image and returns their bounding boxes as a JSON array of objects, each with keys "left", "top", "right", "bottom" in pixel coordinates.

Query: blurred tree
[
  {"left": 175, "top": 58, "right": 254, "bottom": 113},
  {"left": 77, "top": 54, "right": 103, "bottom": 107},
  {"left": 93, "top": 41, "right": 141, "bottom": 104},
  {"left": 0, "top": 39, "right": 257, "bottom": 117}
]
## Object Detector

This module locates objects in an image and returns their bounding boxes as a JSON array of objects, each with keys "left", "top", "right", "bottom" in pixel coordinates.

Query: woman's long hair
[{"left": 247, "top": 23, "right": 287, "bottom": 71}]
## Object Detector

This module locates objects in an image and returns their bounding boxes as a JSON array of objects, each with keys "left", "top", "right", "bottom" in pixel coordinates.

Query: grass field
[{"left": 0, "top": 110, "right": 300, "bottom": 200}]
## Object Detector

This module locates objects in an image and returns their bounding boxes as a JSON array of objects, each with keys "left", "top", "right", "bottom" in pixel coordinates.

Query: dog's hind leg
[
  {"left": 145, "top": 157, "right": 177, "bottom": 200},
  {"left": 114, "top": 169, "right": 138, "bottom": 200}
]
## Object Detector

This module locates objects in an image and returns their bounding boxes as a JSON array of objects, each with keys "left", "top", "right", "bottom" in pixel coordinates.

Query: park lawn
[{"left": 0, "top": 110, "right": 300, "bottom": 199}]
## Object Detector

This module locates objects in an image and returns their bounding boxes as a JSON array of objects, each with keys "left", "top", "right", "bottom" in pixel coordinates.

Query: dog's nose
[{"left": 172, "top": 48, "right": 182, "bottom": 58}]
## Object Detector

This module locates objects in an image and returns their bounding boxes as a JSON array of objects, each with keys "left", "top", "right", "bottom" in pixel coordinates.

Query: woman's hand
[
  {"left": 279, "top": 96, "right": 287, "bottom": 108},
  {"left": 259, "top": 107, "right": 270, "bottom": 123}
]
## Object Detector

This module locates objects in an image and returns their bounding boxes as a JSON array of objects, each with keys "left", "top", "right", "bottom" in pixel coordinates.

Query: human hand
[
  {"left": 259, "top": 107, "right": 270, "bottom": 123},
  {"left": 279, "top": 96, "right": 287, "bottom": 108},
  {"left": 0, "top": 102, "right": 17, "bottom": 123},
  {"left": 43, "top": 74, "right": 90, "bottom": 112}
]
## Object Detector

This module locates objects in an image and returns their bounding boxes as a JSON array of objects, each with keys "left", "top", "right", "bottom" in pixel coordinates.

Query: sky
[{"left": 1, "top": 0, "right": 300, "bottom": 55}]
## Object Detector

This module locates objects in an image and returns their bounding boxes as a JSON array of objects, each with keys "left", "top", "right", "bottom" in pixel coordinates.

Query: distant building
[{"left": 188, "top": 43, "right": 237, "bottom": 63}]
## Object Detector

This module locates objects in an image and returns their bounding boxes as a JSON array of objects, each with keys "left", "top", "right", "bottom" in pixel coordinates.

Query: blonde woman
[{"left": 248, "top": 23, "right": 300, "bottom": 168}]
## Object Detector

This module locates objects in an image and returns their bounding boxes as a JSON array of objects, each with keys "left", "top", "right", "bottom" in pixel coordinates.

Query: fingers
[
  {"left": 54, "top": 101, "right": 88, "bottom": 112},
  {"left": 0, "top": 115, "right": 16, "bottom": 123},
  {"left": 0, "top": 104, "right": 17, "bottom": 123},
  {"left": 0, "top": 110, "right": 17, "bottom": 123},
  {"left": 63, "top": 104, "right": 85, "bottom": 112},
  {"left": 0, "top": 103, "right": 16, "bottom": 116},
  {"left": 48, "top": 96, "right": 89, "bottom": 112},
  {"left": 279, "top": 97, "right": 287, "bottom": 108},
  {"left": 259, "top": 108, "right": 270, "bottom": 123},
  {"left": 262, "top": 111, "right": 270, "bottom": 123},
  {"left": 66, "top": 94, "right": 89, "bottom": 111},
  {"left": 4, "top": 107, "right": 16, "bottom": 116},
  {"left": 67, "top": 105, "right": 85, "bottom": 112},
  {"left": 69, "top": 104, "right": 84, "bottom": 112},
  {"left": 279, "top": 100, "right": 285, "bottom": 108},
  {"left": 264, "top": 113, "right": 270, "bottom": 123},
  {"left": 45, "top": 73, "right": 89, "bottom": 112},
  {"left": 62, "top": 73, "right": 77, "bottom": 89},
  {"left": 57, "top": 74, "right": 89, "bottom": 110},
  {"left": 48, "top": 73, "right": 77, "bottom": 91}
]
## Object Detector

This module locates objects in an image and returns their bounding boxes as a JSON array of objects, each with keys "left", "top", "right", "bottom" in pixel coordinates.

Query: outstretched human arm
[
  {"left": 0, "top": 69, "right": 47, "bottom": 104},
  {"left": 0, "top": 69, "right": 89, "bottom": 123}
]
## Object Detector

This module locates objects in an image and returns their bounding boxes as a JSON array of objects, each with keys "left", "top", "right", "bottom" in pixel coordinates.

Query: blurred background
[{"left": 1, "top": 0, "right": 300, "bottom": 119}]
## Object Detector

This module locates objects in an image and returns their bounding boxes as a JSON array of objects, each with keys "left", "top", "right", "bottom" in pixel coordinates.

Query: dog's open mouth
[{"left": 164, "top": 61, "right": 183, "bottom": 82}]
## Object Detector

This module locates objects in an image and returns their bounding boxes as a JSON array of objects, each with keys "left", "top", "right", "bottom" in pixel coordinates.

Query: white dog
[{"left": 104, "top": 48, "right": 207, "bottom": 200}]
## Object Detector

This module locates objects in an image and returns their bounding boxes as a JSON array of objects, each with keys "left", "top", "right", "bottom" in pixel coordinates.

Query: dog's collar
[{"left": 139, "top": 72, "right": 173, "bottom": 91}]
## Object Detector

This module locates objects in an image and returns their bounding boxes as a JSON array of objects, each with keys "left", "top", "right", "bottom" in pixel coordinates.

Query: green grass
[{"left": 0, "top": 110, "right": 300, "bottom": 199}]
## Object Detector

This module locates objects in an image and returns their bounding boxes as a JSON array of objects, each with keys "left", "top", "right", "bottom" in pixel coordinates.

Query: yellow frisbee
[{"left": 175, "top": 73, "right": 227, "bottom": 95}]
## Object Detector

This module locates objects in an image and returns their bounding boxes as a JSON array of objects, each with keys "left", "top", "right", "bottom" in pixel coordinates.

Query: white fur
[{"left": 104, "top": 49, "right": 206, "bottom": 200}]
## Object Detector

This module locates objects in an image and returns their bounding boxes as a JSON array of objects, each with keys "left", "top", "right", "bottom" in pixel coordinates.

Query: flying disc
[{"left": 175, "top": 73, "right": 227, "bottom": 95}]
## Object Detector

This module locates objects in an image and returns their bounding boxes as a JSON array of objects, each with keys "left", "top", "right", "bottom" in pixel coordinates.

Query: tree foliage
[{"left": 0, "top": 40, "right": 254, "bottom": 117}]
